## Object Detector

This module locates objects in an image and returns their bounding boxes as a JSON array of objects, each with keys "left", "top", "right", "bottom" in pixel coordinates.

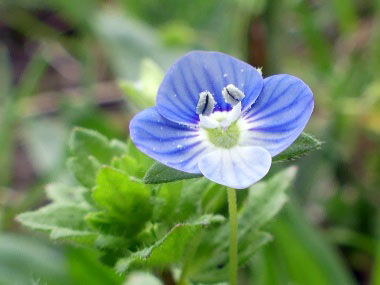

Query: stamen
[
  {"left": 222, "top": 84, "right": 245, "bottom": 106},
  {"left": 196, "top": 91, "right": 216, "bottom": 116}
]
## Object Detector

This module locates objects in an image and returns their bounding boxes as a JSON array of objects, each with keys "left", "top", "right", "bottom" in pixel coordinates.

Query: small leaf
[
  {"left": 127, "top": 139, "right": 154, "bottom": 173},
  {"left": 92, "top": 166, "right": 152, "bottom": 236},
  {"left": 175, "top": 178, "right": 212, "bottom": 222},
  {"left": 85, "top": 211, "right": 130, "bottom": 237},
  {"left": 67, "top": 128, "right": 127, "bottom": 188},
  {"left": 67, "top": 156, "right": 101, "bottom": 188},
  {"left": 45, "top": 183, "right": 89, "bottom": 206},
  {"left": 143, "top": 162, "right": 202, "bottom": 184},
  {"left": 273, "top": 133, "right": 322, "bottom": 163},
  {"left": 115, "top": 215, "right": 225, "bottom": 273},
  {"left": 69, "top": 127, "right": 126, "bottom": 164},
  {"left": 152, "top": 182, "right": 183, "bottom": 222},
  {"left": 17, "top": 205, "right": 97, "bottom": 245}
]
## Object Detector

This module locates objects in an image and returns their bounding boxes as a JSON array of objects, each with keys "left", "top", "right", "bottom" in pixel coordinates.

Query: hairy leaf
[
  {"left": 273, "top": 133, "right": 322, "bottom": 163},
  {"left": 91, "top": 166, "right": 152, "bottom": 236},
  {"left": 143, "top": 162, "right": 202, "bottom": 184},
  {"left": 69, "top": 127, "right": 126, "bottom": 164},
  {"left": 45, "top": 183, "right": 89, "bottom": 206},
  {"left": 115, "top": 215, "right": 225, "bottom": 273},
  {"left": 68, "top": 128, "right": 127, "bottom": 188},
  {"left": 17, "top": 205, "right": 97, "bottom": 245},
  {"left": 67, "top": 155, "right": 100, "bottom": 188}
]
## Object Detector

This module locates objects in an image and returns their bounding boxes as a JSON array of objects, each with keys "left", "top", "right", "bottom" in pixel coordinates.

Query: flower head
[{"left": 130, "top": 51, "right": 313, "bottom": 189}]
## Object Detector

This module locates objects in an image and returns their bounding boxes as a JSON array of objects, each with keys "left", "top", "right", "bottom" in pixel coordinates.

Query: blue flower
[{"left": 130, "top": 51, "right": 313, "bottom": 189}]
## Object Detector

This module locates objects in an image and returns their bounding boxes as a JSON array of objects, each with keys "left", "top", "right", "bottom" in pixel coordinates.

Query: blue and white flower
[{"left": 130, "top": 51, "right": 313, "bottom": 189}]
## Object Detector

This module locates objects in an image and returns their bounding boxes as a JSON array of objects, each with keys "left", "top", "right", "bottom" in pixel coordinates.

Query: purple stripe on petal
[
  {"left": 156, "top": 51, "right": 263, "bottom": 126},
  {"left": 243, "top": 74, "right": 314, "bottom": 157},
  {"left": 130, "top": 107, "right": 211, "bottom": 173}
]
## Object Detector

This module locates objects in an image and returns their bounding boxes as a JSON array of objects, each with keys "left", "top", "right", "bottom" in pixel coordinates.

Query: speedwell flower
[{"left": 130, "top": 51, "right": 313, "bottom": 189}]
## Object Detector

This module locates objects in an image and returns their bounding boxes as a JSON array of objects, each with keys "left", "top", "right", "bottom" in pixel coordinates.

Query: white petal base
[{"left": 198, "top": 146, "right": 272, "bottom": 189}]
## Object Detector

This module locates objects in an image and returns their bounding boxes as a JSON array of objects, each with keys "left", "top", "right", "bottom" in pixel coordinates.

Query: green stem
[{"left": 227, "top": 187, "right": 238, "bottom": 285}]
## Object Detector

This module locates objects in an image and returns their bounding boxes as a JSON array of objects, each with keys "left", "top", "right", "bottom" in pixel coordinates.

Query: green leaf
[
  {"left": 67, "top": 155, "right": 101, "bottom": 188},
  {"left": 273, "top": 132, "right": 322, "bottom": 163},
  {"left": 143, "top": 133, "right": 320, "bottom": 184},
  {"left": 189, "top": 167, "right": 296, "bottom": 283},
  {"left": 175, "top": 178, "right": 212, "bottom": 222},
  {"left": 143, "top": 162, "right": 202, "bottom": 184},
  {"left": 91, "top": 166, "right": 152, "bottom": 236},
  {"left": 45, "top": 183, "right": 89, "bottom": 206},
  {"left": 69, "top": 127, "right": 126, "bottom": 164},
  {"left": 152, "top": 182, "right": 183, "bottom": 222},
  {"left": 111, "top": 154, "right": 150, "bottom": 180},
  {"left": 126, "top": 139, "right": 155, "bottom": 174},
  {"left": 17, "top": 205, "right": 97, "bottom": 245},
  {"left": 115, "top": 215, "right": 225, "bottom": 273},
  {"left": 67, "top": 127, "right": 127, "bottom": 188}
]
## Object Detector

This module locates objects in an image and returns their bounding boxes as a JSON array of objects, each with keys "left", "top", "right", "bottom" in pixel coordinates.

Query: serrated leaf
[
  {"left": 152, "top": 182, "right": 183, "bottom": 222},
  {"left": 67, "top": 128, "right": 127, "bottom": 188},
  {"left": 111, "top": 154, "right": 148, "bottom": 180},
  {"left": 143, "top": 133, "right": 320, "bottom": 184},
  {"left": 69, "top": 127, "right": 126, "bottom": 164},
  {"left": 67, "top": 155, "right": 101, "bottom": 188},
  {"left": 95, "top": 234, "right": 130, "bottom": 251},
  {"left": 143, "top": 162, "right": 202, "bottom": 184},
  {"left": 46, "top": 183, "right": 89, "bottom": 206},
  {"left": 115, "top": 215, "right": 225, "bottom": 273},
  {"left": 91, "top": 166, "right": 152, "bottom": 236},
  {"left": 126, "top": 139, "right": 154, "bottom": 172},
  {"left": 189, "top": 167, "right": 297, "bottom": 283},
  {"left": 273, "top": 133, "right": 322, "bottom": 163},
  {"left": 17, "top": 205, "right": 97, "bottom": 245},
  {"left": 175, "top": 178, "right": 212, "bottom": 222},
  {"left": 85, "top": 211, "right": 131, "bottom": 237}
]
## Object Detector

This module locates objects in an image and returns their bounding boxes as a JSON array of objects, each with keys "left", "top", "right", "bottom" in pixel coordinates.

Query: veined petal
[
  {"left": 198, "top": 146, "right": 271, "bottom": 189},
  {"left": 242, "top": 74, "right": 314, "bottom": 156},
  {"left": 156, "top": 51, "right": 263, "bottom": 127},
  {"left": 129, "top": 107, "right": 210, "bottom": 173}
]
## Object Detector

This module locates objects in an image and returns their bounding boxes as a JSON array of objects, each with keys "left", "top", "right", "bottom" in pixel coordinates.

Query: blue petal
[
  {"left": 198, "top": 146, "right": 272, "bottom": 189},
  {"left": 242, "top": 74, "right": 314, "bottom": 156},
  {"left": 129, "top": 107, "right": 210, "bottom": 173},
  {"left": 156, "top": 51, "right": 263, "bottom": 126}
]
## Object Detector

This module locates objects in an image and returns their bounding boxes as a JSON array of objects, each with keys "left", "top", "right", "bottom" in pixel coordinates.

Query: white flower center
[{"left": 196, "top": 84, "right": 246, "bottom": 148}]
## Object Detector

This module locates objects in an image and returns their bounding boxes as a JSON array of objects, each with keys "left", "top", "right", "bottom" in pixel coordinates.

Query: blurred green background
[{"left": 1, "top": 0, "right": 380, "bottom": 284}]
